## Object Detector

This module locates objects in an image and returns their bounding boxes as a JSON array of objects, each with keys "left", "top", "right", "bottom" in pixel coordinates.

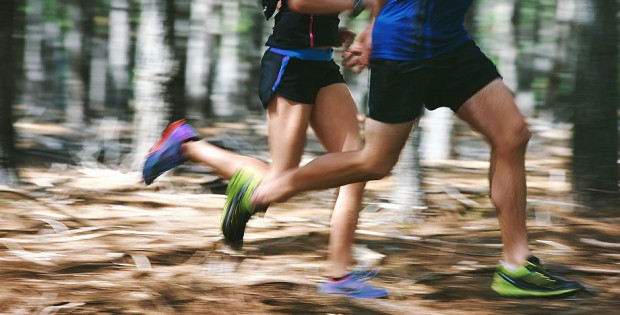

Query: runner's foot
[
  {"left": 491, "top": 256, "right": 583, "bottom": 298},
  {"left": 143, "top": 119, "right": 199, "bottom": 185},
  {"left": 318, "top": 269, "right": 389, "bottom": 299},
  {"left": 221, "top": 168, "right": 264, "bottom": 241}
]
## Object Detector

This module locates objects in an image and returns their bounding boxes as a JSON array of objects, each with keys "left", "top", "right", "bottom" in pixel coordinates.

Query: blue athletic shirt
[{"left": 372, "top": 0, "right": 474, "bottom": 61}]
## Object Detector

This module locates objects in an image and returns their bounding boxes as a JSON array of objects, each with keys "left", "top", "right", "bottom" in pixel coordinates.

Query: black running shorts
[
  {"left": 367, "top": 40, "right": 502, "bottom": 123},
  {"left": 258, "top": 49, "right": 346, "bottom": 108}
]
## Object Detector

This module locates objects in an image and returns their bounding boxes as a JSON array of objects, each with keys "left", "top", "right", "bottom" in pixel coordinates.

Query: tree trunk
[
  {"left": 80, "top": 0, "right": 95, "bottom": 122},
  {"left": 106, "top": 0, "right": 131, "bottom": 119},
  {"left": 131, "top": 0, "right": 173, "bottom": 168},
  {"left": 165, "top": 0, "right": 189, "bottom": 123},
  {"left": 241, "top": 0, "right": 265, "bottom": 112},
  {"left": 0, "top": 0, "right": 19, "bottom": 185},
  {"left": 211, "top": 0, "right": 246, "bottom": 120},
  {"left": 571, "top": 0, "right": 619, "bottom": 206},
  {"left": 64, "top": 0, "right": 87, "bottom": 127},
  {"left": 12, "top": 0, "right": 26, "bottom": 108},
  {"left": 41, "top": 0, "right": 66, "bottom": 119},
  {"left": 22, "top": 0, "right": 45, "bottom": 114},
  {"left": 391, "top": 129, "right": 425, "bottom": 222},
  {"left": 87, "top": 1, "right": 110, "bottom": 118}
]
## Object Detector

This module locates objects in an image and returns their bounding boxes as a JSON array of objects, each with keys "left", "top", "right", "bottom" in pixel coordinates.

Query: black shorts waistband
[{"left": 268, "top": 47, "right": 334, "bottom": 61}]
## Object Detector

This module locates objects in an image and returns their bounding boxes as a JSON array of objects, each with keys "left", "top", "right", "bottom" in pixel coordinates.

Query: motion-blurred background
[{"left": 0, "top": 1, "right": 618, "bottom": 314}]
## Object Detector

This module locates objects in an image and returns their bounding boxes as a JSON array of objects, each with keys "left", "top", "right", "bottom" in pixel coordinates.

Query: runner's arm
[
  {"left": 288, "top": 0, "right": 366, "bottom": 15},
  {"left": 341, "top": 0, "right": 386, "bottom": 73}
]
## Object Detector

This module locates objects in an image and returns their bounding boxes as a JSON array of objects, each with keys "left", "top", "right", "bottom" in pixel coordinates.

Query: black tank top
[{"left": 265, "top": 0, "right": 340, "bottom": 49}]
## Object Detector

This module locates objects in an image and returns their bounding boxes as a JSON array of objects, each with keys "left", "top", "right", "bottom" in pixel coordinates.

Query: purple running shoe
[
  {"left": 143, "top": 119, "right": 198, "bottom": 185},
  {"left": 317, "top": 269, "right": 388, "bottom": 299}
]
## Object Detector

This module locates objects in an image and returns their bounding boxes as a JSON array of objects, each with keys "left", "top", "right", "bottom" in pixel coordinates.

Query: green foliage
[
  {"left": 532, "top": 76, "right": 549, "bottom": 104},
  {"left": 237, "top": 10, "right": 253, "bottom": 33}
]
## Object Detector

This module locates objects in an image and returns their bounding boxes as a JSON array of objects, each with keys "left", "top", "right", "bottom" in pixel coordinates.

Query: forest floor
[{"left": 0, "top": 117, "right": 618, "bottom": 314}]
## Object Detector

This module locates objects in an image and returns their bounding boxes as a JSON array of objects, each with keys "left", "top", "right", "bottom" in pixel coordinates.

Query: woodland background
[{"left": 0, "top": 0, "right": 618, "bottom": 314}]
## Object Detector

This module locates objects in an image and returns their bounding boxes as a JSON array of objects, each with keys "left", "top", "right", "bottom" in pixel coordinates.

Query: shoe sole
[
  {"left": 492, "top": 276, "right": 582, "bottom": 298},
  {"left": 317, "top": 286, "right": 389, "bottom": 299}
]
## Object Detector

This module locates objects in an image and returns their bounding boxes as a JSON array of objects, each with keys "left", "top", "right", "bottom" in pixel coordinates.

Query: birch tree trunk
[
  {"left": 132, "top": 0, "right": 173, "bottom": 169},
  {"left": 391, "top": 130, "right": 425, "bottom": 222},
  {"left": 211, "top": 0, "right": 245, "bottom": 119},
  {"left": 185, "top": 0, "right": 224, "bottom": 122}
]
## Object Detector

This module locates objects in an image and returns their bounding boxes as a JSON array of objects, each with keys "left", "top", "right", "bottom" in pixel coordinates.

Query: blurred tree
[
  {"left": 545, "top": 0, "right": 576, "bottom": 122},
  {"left": 512, "top": 0, "right": 541, "bottom": 115},
  {"left": 46, "top": 0, "right": 69, "bottom": 118},
  {"left": 184, "top": 0, "right": 220, "bottom": 122},
  {"left": 164, "top": 0, "right": 189, "bottom": 123},
  {"left": 211, "top": 0, "right": 247, "bottom": 120},
  {"left": 12, "top": 0, "right": 26, "bottom": 108},
  {"left": 63, "top": 0, "right": 89, "bottom": 126},
  {"left": 0, "top": 0, "right": 19, "bottom": 184},
  {"left": 131, "top": 0, "right": 173, "bottom": 168},
  {"left": 22, "top": 0, "right": 45, "bottom": 115},
  {"left": 106, "top": 0, "right": 131, "bottom": 119},
  {"left": 79, "top": 0, "right": 95, "bottom": 122},
  {"left": 241, "top": 0, "right": 265, "bottom": 112},
  {"left": 571, "top": 0, "right": 618, "bottom": 205}
]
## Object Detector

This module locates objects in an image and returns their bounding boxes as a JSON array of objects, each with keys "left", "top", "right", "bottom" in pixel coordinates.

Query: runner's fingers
[
  {"left": 342, "top": 46, "right": 363, "bottom": 59},
  {"left": 342, "top": 55, "right": 361, "bottom": 67},
  {"left": 353, "top": 63, "right": 367, "bottom": 74}
]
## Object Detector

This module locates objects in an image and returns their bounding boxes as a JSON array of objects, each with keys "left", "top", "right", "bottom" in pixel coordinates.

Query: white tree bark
[
  {"left": 390, "top": 129, "right": 425, "bottom": 222},
  {"left": 211, "top": 0, "right": 245, "bottom": 118},
  {"left": 132, "top": 0, "right": 173, "bottom": 169},
  {"left": 185, "top": 0, "right": 219, "bottom": 120}
]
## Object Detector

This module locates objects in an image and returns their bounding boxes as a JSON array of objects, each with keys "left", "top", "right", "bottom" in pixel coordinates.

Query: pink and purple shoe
[
  {"left": 318, "top": 269, "right": 389, "bottom": 299},
  {"left": 142, "top": 119, "right": 199, "bottom": 185}
]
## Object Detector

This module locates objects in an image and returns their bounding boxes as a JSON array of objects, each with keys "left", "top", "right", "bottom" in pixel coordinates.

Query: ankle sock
[{"left": 500, "top": 260, "right": 522, "bottom": 272}]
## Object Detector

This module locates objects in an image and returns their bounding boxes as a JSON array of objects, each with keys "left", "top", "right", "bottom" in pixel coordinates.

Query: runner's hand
[
  {"left": 342, "top": 25, "right": 371, "bottom": 73},
  {"left": 336, "top": 27, "right": 356, "bottom": 48}
]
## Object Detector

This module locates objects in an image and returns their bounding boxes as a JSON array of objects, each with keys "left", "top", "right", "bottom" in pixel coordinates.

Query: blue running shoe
[
  {"left": 318, "top": 269, "right": 389, "bottom": 299},
  {"left": 143, "top": 119, "right": 199, "bottom": 185}
]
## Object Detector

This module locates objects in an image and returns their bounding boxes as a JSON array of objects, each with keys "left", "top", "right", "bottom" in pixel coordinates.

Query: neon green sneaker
[
  {"left": 491, "top": 256, "right": 583, "bottom": 298},
  {"left": 220, "top": 169, "right": 263, "bottom": 242}
]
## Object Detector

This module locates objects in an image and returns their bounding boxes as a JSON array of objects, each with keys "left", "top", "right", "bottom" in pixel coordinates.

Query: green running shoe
[
  {"left": 221, "top": 169, "right": 263, "bottom": 242},
  {"left": 491, "top": 256, "right": 583, "bottom": 298}
]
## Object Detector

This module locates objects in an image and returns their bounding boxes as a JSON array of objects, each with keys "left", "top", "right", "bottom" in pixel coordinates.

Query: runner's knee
[
  {"left": 494, "top": 119, "right": 531, "bottom": 153},
  {"left": 359, "top": 158, "right": 396, "bottom": 180}
]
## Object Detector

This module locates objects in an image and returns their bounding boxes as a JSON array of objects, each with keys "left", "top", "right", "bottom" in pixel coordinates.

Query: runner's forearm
[{"left": 288, "top": 0, "right": 362, "bottom": 14}]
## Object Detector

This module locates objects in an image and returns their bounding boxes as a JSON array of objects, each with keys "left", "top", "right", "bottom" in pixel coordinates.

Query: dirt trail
[{"left": 0, "top": 120, "right": 617, "bottom": 314}]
